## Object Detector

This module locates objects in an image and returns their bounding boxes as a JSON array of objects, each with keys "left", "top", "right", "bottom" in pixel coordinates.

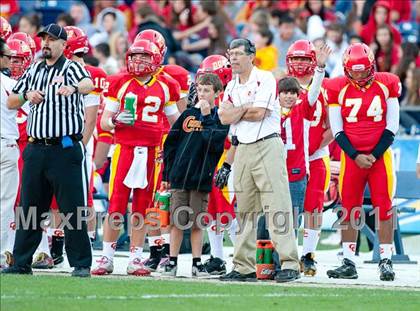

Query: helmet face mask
[
  {"left": 8, "top": 39, "right": 33, "bottom": 79},
  {"left": 126, "top": 40, "right": 162, "bottom": 76},
  {"left": 286, "top": 40, "right": 317, "bottom": 77},
  {"left": 343, "top": 43, "right": 375, "bottom": 88}
]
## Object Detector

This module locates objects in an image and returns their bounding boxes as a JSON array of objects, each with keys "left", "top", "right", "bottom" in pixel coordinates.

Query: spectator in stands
[
  {"left": 240, "top": 9, "right": 271, "bottom": 42},
  {"left": 56, "top": 13, "right": 75, "bottom": 27},
  {"left": 395, "top": 42, "right": 419, "bottom": 87},
  {"left": 401, "top": 67, "right": 420, "bottom": 106},
  {"left": 181, "top": 14, "right": 228, "bottom": 58},
  {"left": 90, "top": 8, "right": 126, "bottom": 47},
  {"left": 389, "top": 0, "right": 412, "bottom": 23},
  {"left": 167, "top": 0, "right": 196, "bottom": 31},
  {"left": 18, "top": 14, "right": 42, "bottom": 53},
  {"left": 109, "top": 32, "right": 128, "bottom": 71},
  {"left": 348, "top": 34, "right": 363, "bottom": 44},
  {"left": 254, "top": 27, "right": 277, "bottom": 72},
  {"left": 93, "top": 43, "right": 119, "bottom": 75},
  {"left": 304, "top": 0, "right": 337, "bottom": 23},
  {"left": 325, "top": 23, "right": 348, "bottom": 78},
  {"left": 131, "top": 6, "right": 179, "bottom": 61},
  {"left": 371, "top": 25, "right": 401, "bottom": 73},
  {"left": 360, "top": 1, "right": 402, "bottom": 46},
  {"left": 274, "top": 14, "right": 306, "bottom": 70},
  {"left": 70, "top": 2, "right": 97, "bottom": 38}
]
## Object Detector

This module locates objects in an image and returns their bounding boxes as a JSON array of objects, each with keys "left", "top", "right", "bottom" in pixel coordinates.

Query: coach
[
  {"left": 218, "top": 38, "right": 300, "bottom": 282},
  {"left": 4, "top": 24, "right": 94, "bottom": 277}
]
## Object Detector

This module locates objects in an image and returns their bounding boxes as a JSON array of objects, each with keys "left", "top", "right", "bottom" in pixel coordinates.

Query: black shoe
[
  {"left": 1, "top": 265, "right": 33, "bottom": 275},
  {"left": 219, "top": 270, "right": 256, "bottom": 282},
  {"left": 71, "top": 267, "right": 91, "bottom": 277},
  {"left": 379, "top": 258, "right": 395, "bottom": 281},
  {"left": 52, "top": 254, "right": 64, "bottom": 266},
  {"left": 300, "top": 253, "right": 317, "bottom": 276},
  {"left": 327, "top": 258, "right": 358, "bottom": 279},
  {"left": 204, "top": 256, "right": 227, "bottom": 275},
  {"left": 275, "top": 269, "right": 301, "bottom": 283},
  {"left": 143, "top": 256, "right": 161, "bottom": 272}
]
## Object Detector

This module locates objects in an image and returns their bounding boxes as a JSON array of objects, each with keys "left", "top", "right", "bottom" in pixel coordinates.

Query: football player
[
  {"left": 286, "top": 40, "right": 333, "bottom": 276},
  {"left": 325, "top": 43, "right": 400, "bottom": 281},
  {"left": 92, "top": 39, "right": 180, "bottom": 276}
]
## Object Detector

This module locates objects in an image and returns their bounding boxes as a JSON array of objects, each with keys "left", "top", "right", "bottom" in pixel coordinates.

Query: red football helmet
[
  {"left": 0, "top": 17, "right": 12, "bottom": 40},
  {"left": 8, "top": 39, "right": 33, "bottom": 79},
  {"left": 196, "top": 55, "right": 232, "bottom": 87},
  {"left": 8, "top": 32, "right": 36, "bottom": 57},
  {"left": 343, "top": 43, "right": 375, "bottom": 88},
  {"left": 286, "top": 40, "right": 317, "bottom": 77},
  {"left": 63, "top": 26, "right": 89, "bottom": 59},
  {"left": 126, "top": 39, "right": 162, "bottom": 76},
  {"left": 135, "top": 29, "right": 167, "bottom": 58}
]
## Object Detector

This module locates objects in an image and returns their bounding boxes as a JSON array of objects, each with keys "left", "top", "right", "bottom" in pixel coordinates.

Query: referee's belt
[
  {"left": 239, "top": 133, "right": 279, "bottom": 145},
  {"left": 28, "top": 134, "right": 83, "bottom": 146}
]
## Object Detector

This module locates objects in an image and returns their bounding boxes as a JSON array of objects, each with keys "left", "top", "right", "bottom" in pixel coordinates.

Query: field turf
[{"left": 1, "top": 275, "right": 419, "bottom": 311}]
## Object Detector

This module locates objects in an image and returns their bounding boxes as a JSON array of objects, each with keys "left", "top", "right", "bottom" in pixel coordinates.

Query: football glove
[
  {"left": 214, "top": 162, "right": 231, "bottom": 189},
  {"left": 112, "top": 110, "right": 135, "bottom": 125}
]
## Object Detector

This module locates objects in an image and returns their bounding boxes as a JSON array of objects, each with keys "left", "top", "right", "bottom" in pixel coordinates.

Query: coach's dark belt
[
  {"left": 239, "top": 133, "right": 279, "bottom": 145},
  {"left": 28, "top": 134, "right": 83, "bottom": 146}
]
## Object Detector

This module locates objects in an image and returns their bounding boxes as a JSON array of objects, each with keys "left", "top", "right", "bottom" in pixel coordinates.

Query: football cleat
[
  {"left": 192, "top": 264, "right": 210, "bottom": 278},
  {"left": 127, "top": 258, "right": 151, "bottom": 276},
  {"left": 143, "top": 256, "right": 161, "bottom": 272},
  {"left": 378, "top": 258, "right": 395, "bottom": 281},
  {"left": 32, "top": 252, "right": 54, "bottom": 269},
  {"left": 91, "top": 256, "right": 114, "bottom": 275},
  {"left": 300, "top": 253, "right": 317, "bottom": 276},
  {"left": 161, "top": 263, "right": 177, "bottom": 277},
  {"left": 203, "top": 256, "right": 226, "bottom": 275},
  {"left": 157, "top": 255, "right": 170, "bottom": 272},
  {"left": 327, "top": 258, "right": 358, "bottom": 279}
]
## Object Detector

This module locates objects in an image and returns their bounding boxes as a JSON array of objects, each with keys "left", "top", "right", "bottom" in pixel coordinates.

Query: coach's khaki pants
[{"left": 233, "top": 137, "right": 300, "bottom": 273}]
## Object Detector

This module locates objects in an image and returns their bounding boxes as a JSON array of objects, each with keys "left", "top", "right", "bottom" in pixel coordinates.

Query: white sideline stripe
[{"left": 1, "top": 293, "right": 344, "bottom": 300}]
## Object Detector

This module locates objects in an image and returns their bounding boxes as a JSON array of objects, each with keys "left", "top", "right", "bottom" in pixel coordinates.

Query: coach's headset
[{"left": 228, "top": 38, "right": 256, "bottom": 55}]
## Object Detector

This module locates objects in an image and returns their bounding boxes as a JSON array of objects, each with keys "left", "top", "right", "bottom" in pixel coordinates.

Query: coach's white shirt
[
  {"left": 0, "top": 72, "right": 18, "bottom": 140},
  {"left": 223, "top": 66, "right": 280, "bottom": 144}
]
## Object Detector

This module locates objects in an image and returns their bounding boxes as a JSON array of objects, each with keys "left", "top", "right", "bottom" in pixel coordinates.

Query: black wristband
[
  {"left": 23, "top": 91, "right": 28, "bottom": 100},
  {"left": 72, "top": 85, "right": 79, "bottom": 93},
  {"left": 335, "top": 131, "right": 359, "bottom": 160},
  {"left": 371, "top": 129, "right": 395, "bottom": 159}
]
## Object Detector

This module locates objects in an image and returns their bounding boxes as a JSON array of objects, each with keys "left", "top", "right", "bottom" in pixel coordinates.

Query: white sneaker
[
  {"left": 161, "top": 263, "right": 177, "bottom": 277},
  {"left": 127, "top": 258, "right": 151, "bottom": 276},
  {"left": 91, "top": 256, "right": 114, "bottom": 275}
]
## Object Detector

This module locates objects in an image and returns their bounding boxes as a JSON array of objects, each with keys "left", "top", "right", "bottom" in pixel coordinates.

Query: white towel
[{"left": 123, "top": 147, "right": 148, "bottom": 189}]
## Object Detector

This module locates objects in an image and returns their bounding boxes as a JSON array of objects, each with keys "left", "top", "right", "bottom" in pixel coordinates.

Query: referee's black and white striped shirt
[{"left": 12, "top": 55, "right": 91, "bottom": 139}]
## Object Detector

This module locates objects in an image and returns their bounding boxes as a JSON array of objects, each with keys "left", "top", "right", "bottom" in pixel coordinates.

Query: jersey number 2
[
  {"left": 143, "top": 96, "right": 161, "bottom": 123},
  {"left": 345, "top": 96, "right": 383, "bottom": 123}
]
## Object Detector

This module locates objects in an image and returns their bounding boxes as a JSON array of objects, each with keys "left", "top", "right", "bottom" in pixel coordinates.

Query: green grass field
[{"left": 1, "top": 275, "right": 419, "bottom": 311}]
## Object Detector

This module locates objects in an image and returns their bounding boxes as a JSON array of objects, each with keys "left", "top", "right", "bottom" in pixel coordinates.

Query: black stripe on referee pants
[{"left": 79, "top": 141, "right": 89, "bottom": 207}]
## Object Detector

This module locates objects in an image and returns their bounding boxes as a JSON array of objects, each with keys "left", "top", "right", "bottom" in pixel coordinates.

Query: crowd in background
[{"left": 1, "top": 0, "right": 419, "bottom": 109}]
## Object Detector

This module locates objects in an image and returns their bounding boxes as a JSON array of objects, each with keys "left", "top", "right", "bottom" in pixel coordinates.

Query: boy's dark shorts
[{"left": 170, "top": 189, "right": 209, "bottom": 229}]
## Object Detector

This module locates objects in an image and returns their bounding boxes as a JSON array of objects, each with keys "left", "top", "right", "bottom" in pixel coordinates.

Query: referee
[{"left": 4, "top": 24, "right": 94, "bottom": 277}]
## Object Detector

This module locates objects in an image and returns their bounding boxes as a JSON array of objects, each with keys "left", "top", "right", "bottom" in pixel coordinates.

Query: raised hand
[{"left": 316, "top": 43, "right": 332, "bottom": 68}]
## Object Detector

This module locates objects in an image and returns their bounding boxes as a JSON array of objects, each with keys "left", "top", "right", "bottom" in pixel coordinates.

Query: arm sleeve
[
  {"left": 201, "top": 114, "right": 229, "bottom": 153},
  {"left": 162, "top": 113, "right": 184, "bottom": 181},
  {"left": 385, "top": 97, "right": 399, "bottom": 134},
  {"left": 307, "top": 67, "right": 325, "bottom": 106},
  {"left": 254, "top": 72, "right": 276, "bottom": 110},
  {"left": 328, "top": 105, "right": 343, "bottom": 137},
  {"left": 12, "top": 66, "right": 32, "bottom": 94},
  {"left": 68, "top": 62, "right": 91, "bottom": 85}
]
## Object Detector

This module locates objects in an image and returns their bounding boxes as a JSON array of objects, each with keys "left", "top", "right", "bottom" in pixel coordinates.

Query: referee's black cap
[{"left": 37, "top": 23, "right": 67, "bottom": 41}]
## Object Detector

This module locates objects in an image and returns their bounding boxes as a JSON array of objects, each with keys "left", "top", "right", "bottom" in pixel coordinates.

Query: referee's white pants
[{"left": 0, "top": 139, "right": 19, "bottom": 254}]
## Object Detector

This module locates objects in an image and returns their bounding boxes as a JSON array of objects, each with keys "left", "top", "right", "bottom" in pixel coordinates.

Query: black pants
[{"left": 14, "top": 141, "right": 92, "bottom": 268}]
